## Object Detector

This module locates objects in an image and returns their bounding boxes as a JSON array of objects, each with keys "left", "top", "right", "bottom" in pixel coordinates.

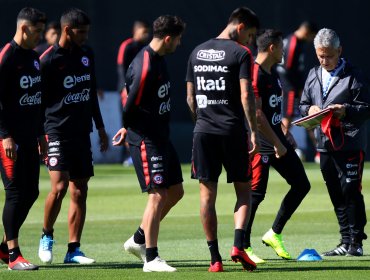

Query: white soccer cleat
[
  {"left": 38, "top": 235, "right": 54, "bottom": 264},
  {"left": 123, "top": 235, "right": 146, "bottom": 262},
  {"left": 143, "top": 256, "right": 176, "bottom": 272}
]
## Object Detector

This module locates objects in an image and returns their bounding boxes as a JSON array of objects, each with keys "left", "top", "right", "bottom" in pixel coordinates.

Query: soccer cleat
[
  {"left": 0, "top": 248, "right": 9, "bottom": 264},
  {"left": 208, "top": 261, "right": 224, "bottom": 272},
  {"left": 64, "top": 248, "right": 95, "bottom": 264},
  {"left": 262, "top": 229, "right": 292, "bottom": 260},
  {"left": 143, "top": 256, "right": 177, "bottom": 272},
  {"left": 123, "top": 235, "right": 146, "bottom": 262},
  {"left": 230, "top": 246, "right": 256, "bottom": 271},
  {"left": 8, "top": 256, "right": 39, "bottom": 270},
  {"left": 346, "top": 243, "right": 363, "bottom": 257},
  {"left": 321, "top": 243, "right": 349, "bottom": 256},
  {"left": 38, "top": 235, "right": 54, "bottom": 263},
  {"left": 245, "top": 247, "right": 265, "bottom": 264}
]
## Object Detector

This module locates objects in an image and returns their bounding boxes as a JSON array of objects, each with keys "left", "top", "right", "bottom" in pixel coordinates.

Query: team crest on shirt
[
  {"left": 81, "top": 56, "right": 89, "bottom": 67},
  {"left": 153, "top": 174, "right": 164, "bottom": 184},
  {"left": 262, "top": 155, "right": 269, "bottom": 163},
  {"left": 49, "top": 157, "right": 58, "bottom": 167},
  {"left": 34, "top": 60, "right": 40, "bottom": 70}
]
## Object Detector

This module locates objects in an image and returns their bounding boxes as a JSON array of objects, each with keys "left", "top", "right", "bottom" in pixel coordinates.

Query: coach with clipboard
[{"left": 299, "top": 28, "right": 370, "bottom": 257}]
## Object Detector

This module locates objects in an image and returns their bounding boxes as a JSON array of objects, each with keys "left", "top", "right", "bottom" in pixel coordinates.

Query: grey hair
[{"left": 313, "top": 28, "right": 340, "bottom": 49}]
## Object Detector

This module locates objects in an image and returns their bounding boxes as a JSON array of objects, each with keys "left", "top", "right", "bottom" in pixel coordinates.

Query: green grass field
[{"left": 0, "top": 163, "right": 369, "bottom": 279}]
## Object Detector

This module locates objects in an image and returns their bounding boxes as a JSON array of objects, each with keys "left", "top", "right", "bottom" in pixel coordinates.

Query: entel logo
[
  {"left": 20, "top": 75, "right": 41, "bottom": 89},
  {"left": 63, "top": 74, "right": 91, "bottom": 89},
  {"left": 158, "top": 81, "right": 170, "bottom": 98},
  {"left": 196, "top": 49, "right": 225, "bottom": 61},
  {"left": 269, "top": 94, "right": 282, "bottom": 108}
]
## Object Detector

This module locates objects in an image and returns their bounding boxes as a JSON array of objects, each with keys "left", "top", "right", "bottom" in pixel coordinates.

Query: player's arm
[
  {"left": 185, "top": 56, "right": 196, "bottom": 122},
  {"left": 255, "top": 97, "right": 287, "bottom": 158},
  {"left": 89, "top": 52, "right": 108, "bottom": 152},
  {"left": 117, "top": 41, "right": 129, "bottom": 92},
  {"left": 0, "top": 48, "right": 17, "bottom": 161},
  {"left": 340, "top": 74, "right": 370, "bottom": 122},
  {"left": 186, "top": 82, "right": 196, "bottom": 122},
  {"left": 113, "top": 51, "right": 148, "bottom": 146},
  {"left": 240, "top": 78, "right": 260, "bottom": 155}
]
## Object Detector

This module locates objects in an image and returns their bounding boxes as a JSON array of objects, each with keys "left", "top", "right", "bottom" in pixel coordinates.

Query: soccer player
[
  {"left": 112, "top": 15, "right": 186, "bottom": 272},
  {"left": 38, "top": 8, "right": 108, "bottom": 265},
  {"left": 242, "top": 29, "right": 311, "bottom": 263},
  {"left": 117, "top": 20, "right": 151, "bottom": 94},
  {"left": 0, "top": 7, "right": 46, "bottom": 270},
  {"left": 116, "top": 20, "right": 150, "bottom": 166},
  {"left": 186, "top": 7, "right": 260, "bottom": 272},
  {"left": 300, "top": 28, "right": 369, "bottom": 257},
  {"left": 277, "top": 21, "right": 318, "bottom": 130},
  {"left": 34, "top": 21, "right": 61, "bottom": 55}
]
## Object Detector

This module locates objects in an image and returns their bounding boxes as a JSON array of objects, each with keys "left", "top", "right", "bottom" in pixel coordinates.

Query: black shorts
[
  {"left": 46, "top": 134, "right": 94, "bottom": 180},
  {"left": 129, "top": 137, "right": 183, "bottom": 192},
  {"left": 191, "top": 132, "right": 251, "bottom": 183},
  {"left": 0, "top": 141, "right": 39, "bottom": 191}
]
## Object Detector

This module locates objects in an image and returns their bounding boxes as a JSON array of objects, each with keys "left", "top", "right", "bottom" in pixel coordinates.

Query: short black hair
[
  {"left": 300, "top": 21, "right": 319, "bottom": 34},
  {"left": 228, "top": 7, "right": 259, "bottom": 29},
  {"left": 17, "top": 7, "right": 46, "bottom": 25},
  {"left": 46, "top": 21, "right": 61, "bottom": 32},
  {"left": 133, "top": 20, "right": 150, "bottom": 30},
  {"left": 152, "top": 15, "right": 185, "bottom": 39},
  {"left": 61, "top": 8, "right": 90, "bottom": 28},
  {"left": 256, "top": 29, "right": 283, "bottom": 52}
]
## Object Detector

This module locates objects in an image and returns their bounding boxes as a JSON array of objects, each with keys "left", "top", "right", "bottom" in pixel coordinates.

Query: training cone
[{"left": 297, "top": 249, "right": 322, "bottom": 261}]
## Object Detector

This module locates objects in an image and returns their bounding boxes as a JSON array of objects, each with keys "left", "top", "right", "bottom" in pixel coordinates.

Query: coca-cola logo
[
  {"left": 63, "top": 88, "right": 90, "bottom": 104},
  {"left": 159, "top": 98, "right": 170, "bottom": 115},
  {"left": 271, "top": 112, "right": 282, "bottom": 125},
  {"left": 19, "top": 92, "right": 41, "bottom": 106}
]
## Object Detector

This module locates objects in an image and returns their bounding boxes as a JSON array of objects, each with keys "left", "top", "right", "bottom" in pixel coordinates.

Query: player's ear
[
  {"left": 236, "top": 22, "right": 245, "bottom": 34},
  {"left": 338, "top": 46, "right": 342, "bottom": 56},
  {"left": 164, "top": 35, "right": 171, "bottom": 44}
]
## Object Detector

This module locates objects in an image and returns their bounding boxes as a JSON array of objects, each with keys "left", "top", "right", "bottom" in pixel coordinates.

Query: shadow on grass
[
  {"left": 39, "top": 262, "right": 143, "bottom": 270},
  {"left": 38, "top": 258, "right": 370, "bottom": 272}
]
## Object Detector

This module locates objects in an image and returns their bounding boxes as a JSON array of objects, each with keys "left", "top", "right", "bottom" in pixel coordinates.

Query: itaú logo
[
  {"left": 19, "top": 91, "right": 41, "bottom": 106},
  {"left": 197, "top": 76, "right": 225, "bottom": 91},
  {"left": 63, "top": 74, "right": 91, "bottom": 89},
  {"left": 196, "top": 49, "right": 225, "bottom": 61},
  {"left": 63, "top": 88, "right": 90, "bottom": 104}
]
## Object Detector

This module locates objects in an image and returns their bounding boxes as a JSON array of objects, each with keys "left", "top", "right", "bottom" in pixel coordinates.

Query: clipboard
[{"left": 292, "top": 108, "right": 332, "bottom": 129}]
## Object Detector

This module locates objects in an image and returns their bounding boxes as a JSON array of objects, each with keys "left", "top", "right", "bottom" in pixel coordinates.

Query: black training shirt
[
  {"left": 186, "top": 38, "right": 253, "bottom": 135},
  {"left": 40, "top": 44, "right": 104, "bottom": 137},
  {"left": 0, "top": 40, "right": 43, "bottom": 144}
]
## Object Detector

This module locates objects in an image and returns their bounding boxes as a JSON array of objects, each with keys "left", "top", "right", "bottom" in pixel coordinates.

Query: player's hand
[
  {"left": 308, "top": 105, "right": 321, "bottom": 115},
  {"left": 112, "top": 128, "right": 127, "bottom": 146},
  {"left": 328, "top": 104, "right": 346, "bottom": 119},
  {"left": 284, "top": 130, "right": 297, "bottom": 149},
  {"left": 98, "top": 128, "right": 109, "bottom": 152},
  {"left": 274, "top": 143, "right": 287, "bottom": 158},
  {"left": 2, "top": 137, "right": 17, "bottom": 161},
  {"left": 38, "top": 135, "right": 48, "bottom": 161},
  {"left": 249, "top": 131, "right": 260, "bottom": 156}
]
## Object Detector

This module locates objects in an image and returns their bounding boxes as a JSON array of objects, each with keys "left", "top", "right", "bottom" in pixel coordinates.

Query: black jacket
[{"left": 299, "top": 59, "right": 370, "bottom": 152}]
